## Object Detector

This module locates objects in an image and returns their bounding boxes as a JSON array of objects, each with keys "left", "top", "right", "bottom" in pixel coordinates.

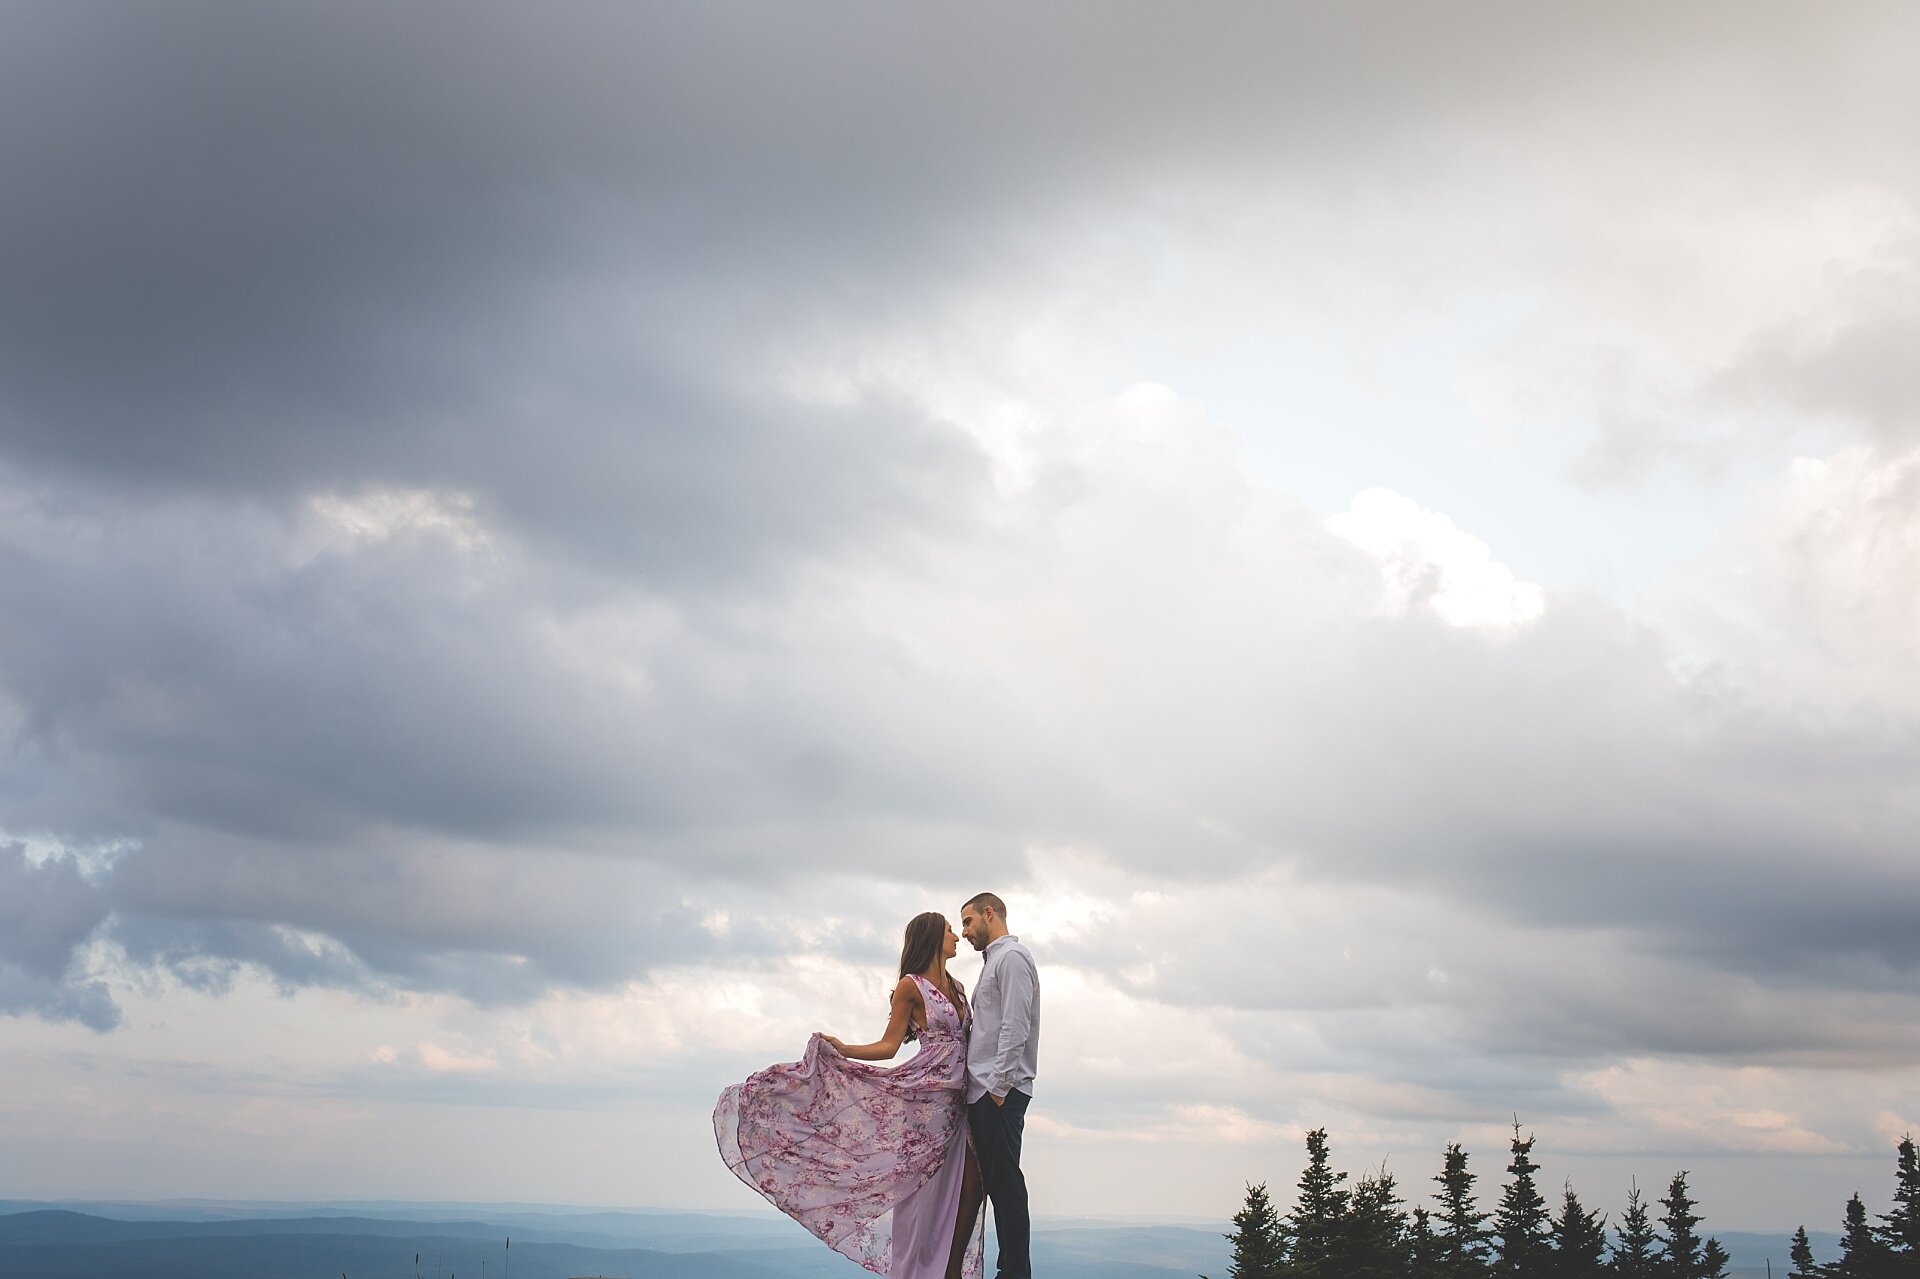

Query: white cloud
[
  {"left": 1572, "top": 1060, "right": 1850, "bottom": 1156},
  {"left": 1667, "top": 444, "right": 1920, "bottom": 712},
  {"left": 303, "top": 486, "right": 494, "bottom": 556},
  {"left": 416, "top": 1040, "right": 499, "bottom": 1074},
  {"left": 1328, "top": 487, "right": 1546, "bottom": 630}
]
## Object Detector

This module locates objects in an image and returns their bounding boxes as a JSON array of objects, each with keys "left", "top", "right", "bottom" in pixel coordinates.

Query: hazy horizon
[
  {"left": 0, "top": 1194, "right": 1865, "bottom": 1236},
  {"left": 0, "top": 1195, "right": 1854, "bottom": 1279}
]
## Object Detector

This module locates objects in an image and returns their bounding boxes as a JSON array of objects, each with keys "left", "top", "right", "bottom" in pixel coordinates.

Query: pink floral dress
[{"left": 714, "top": 974, "right": 984, "bottom": 1278}]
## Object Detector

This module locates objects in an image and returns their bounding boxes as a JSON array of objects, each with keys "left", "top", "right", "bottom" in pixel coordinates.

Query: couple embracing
[{"left": 714, "top": 892, "right": 1041, "bottom": 1279}]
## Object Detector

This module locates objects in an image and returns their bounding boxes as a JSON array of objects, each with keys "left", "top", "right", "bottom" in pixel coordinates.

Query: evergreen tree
[
  {"left": 1656, "top": 1171, "right": 1704, "bottom": 1279},
  {"left": 1493, "top": 1124, "right": 1553, "bottom": 1277},
  {"left": 1609, "top": 1180, "right": 1658, "bottom": 1279},
  {"left": 1835, "top": 1192, "right": 1894, "bottom": 1279},
  {"left": 1224, "top": 1181, "right": 1288, "bottom": 1279},
  {"left": 1656, "top": 1170, "right": 1728, "bottom": 1279},
  {"left": 1875, "top": 1134, "right": 1920, "bottom": 1270},
  {"left": 1410, "top": 1206, "right": 1446, "bottom": 1279},
  {"left": 1435, "top": 1141, "right": 1492, "bottom": 1278},
  {"left": 1341, "top": 1164, "right": 1411, "bottom": 1279},
  {"left": 1549, "top": 1182, "right": 1608, "bottom": 1279},
  {"left": 1788, "top": 1225, "right": 1820, "bottom": 1279},
  {"left": 1286, "top": 1127, "right": 1351, "bottom": 1279}
]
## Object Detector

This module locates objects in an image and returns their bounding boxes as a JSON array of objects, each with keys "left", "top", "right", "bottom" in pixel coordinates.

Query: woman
[{"left": 714, "top": 912, "right": 985, "bottom": 1279}]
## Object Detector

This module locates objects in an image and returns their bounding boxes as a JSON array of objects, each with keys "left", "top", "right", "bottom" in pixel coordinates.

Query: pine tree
[
  {"left": 1609, "top": 1180, "right": 1658, "bottom": 1279},
  {"left": 1435, "top": 1141, "right": 1492, "bottom": 1278},
  {"left": 1549, "top": 1182, "right": 1608, "bottom": 1279},
  {"left": 1341, "top": 1164, "right": 1411, "bottom": 1279},
  {"left": 1835, "top": 1192, "right": 1893, "bottom": 1279},
  {"left": 1875, "top": 1134, "right": 1920, "bottom": 1270},
  {"left": 1788, "top": 1225, "right": 1820, "bottom": 1279},
  {"left": 1286, "top": 1128, "right": 1351, "bottom": 1279},
  {"left": 1224, "top": 1181, "right": 1288, "bottom": 1279},
  {"left": 1656, "top": 1170, "right": 1728, "bottom": 1279},
  {"left": 1493, "top": 1124, "right": 1553, "bottom": 1277}
]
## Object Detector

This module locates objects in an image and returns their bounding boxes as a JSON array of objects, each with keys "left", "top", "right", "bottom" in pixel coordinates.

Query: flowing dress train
[{"left": 714, "top": 975, "right": 984, "bottom": 1278}]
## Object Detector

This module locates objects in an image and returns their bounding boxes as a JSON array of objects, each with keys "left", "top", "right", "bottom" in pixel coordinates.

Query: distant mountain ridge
[
  {"left": 0, "top": 1203, "right": 1233, "bottom": 1279},
  {"left": 0, "top": 1202, "right": 1836, "bottom": 1279}
]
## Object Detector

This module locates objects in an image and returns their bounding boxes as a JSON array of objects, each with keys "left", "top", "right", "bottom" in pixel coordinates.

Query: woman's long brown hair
[
  {"left": 897, "top": 911, "right": 949, "bottom": 982},
  {"left": 895, "top": 911, "right": 964, "bottom": 1040}
]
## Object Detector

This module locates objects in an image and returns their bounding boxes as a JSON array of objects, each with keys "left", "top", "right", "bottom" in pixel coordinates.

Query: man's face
[{"left": 960, "top": 906, "right": 991, "bottom": 952}]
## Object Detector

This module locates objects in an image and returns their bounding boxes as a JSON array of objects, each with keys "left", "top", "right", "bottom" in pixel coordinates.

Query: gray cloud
[
  {"left": 7, "top": 10, "right": 1920, "bottom": 1220},
  {"left": 0, "top": 468, "right": 1105, "bottom": 851},
  {"left": 1, "top": 1, "right": 1918, "bottom": 1092},
  {"left": 105, "top": 832, "right": 738, "bottom": 1003},
  {"left": 1712, "top": 255, "right": 1920, "bottom": 451},
  {"left": 9, "top": 409, "right": 1920, "bottom": 1048},
  {"left": 8, "top": 2, "right": 1912, "bottom": 500},
  {"left": 0, "top": 843, "right": 110, "bottom": 978},
  {"left": 2, "top": 8, "right": 997, "bottom": 589},
  {"left": 0, "top": 842, "right": 118, "bottom": 1029}
]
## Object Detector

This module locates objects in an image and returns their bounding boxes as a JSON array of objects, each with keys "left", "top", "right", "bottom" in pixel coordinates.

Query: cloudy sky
[{"left": 4, "top": 1, "right": 1918, "bottom": 1233}]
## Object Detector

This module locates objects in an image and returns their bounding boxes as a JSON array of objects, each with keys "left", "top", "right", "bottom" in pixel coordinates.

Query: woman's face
[{"left": 942, "top": 920, "right": 958, "bottom": 960}]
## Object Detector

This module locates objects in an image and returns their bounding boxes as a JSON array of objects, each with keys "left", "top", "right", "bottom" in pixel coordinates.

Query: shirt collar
[{"left": 985, "top": 933, "right": 1019, "bottom": 955}]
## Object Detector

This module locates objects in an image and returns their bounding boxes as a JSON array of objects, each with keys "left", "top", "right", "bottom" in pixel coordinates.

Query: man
[{"left": 960, "top": 891, "right": 1040, "bottom": 1279}]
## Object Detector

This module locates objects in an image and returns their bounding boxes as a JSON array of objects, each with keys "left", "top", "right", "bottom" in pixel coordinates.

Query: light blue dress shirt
[{"left": 966, "top": 934, "right": 1040, "bottom": 1104}]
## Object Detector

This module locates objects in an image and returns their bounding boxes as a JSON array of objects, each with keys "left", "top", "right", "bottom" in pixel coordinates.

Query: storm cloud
[{"left": 2, "top": 0, "right": 1918, "bottom": 1222}]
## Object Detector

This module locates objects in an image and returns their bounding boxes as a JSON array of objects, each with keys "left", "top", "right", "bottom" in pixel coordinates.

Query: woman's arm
[{"left": 823, "top": 977, "right": 919, "bottom": 1061}]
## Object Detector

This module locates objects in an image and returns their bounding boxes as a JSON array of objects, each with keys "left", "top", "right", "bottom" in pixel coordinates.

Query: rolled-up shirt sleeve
[{"left": 989, "top": 951, "right": 1037, "bottom": 1096}]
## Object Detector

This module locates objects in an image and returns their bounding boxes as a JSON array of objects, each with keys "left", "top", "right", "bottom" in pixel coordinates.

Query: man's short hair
[{"left": 964, "top": 892, "right": 1006, "bottom": 922}]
